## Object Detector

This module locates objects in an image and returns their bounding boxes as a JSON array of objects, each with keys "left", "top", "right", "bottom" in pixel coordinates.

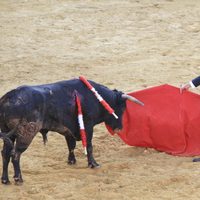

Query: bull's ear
[
  {"left": 122, "top": 94, "right": 144, "bottom": 106},
  {"left": 113, "top": 90, "right": 125, "bottom": 105}
]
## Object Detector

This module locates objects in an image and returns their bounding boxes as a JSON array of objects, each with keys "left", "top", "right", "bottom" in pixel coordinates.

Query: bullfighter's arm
[
  {"left": 180, "top": 75, "right": 200, "bottom": 93},
  {"left": 191, "top": 76, "right": 200, "bottom": 87}
]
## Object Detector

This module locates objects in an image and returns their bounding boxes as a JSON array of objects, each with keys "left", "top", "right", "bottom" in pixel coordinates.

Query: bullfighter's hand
[{"left": 180, "top": 83, "right": 191, "bottom": 94}]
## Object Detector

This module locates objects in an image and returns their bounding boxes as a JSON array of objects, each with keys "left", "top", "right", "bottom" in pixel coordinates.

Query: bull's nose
[{"left": 114, "top": 128, "right": 121, "bottom": 134}]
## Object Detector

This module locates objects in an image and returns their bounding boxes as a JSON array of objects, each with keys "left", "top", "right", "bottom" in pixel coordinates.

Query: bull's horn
[{"left": 122, "top": 94, "right": 144, "bottom": 106}]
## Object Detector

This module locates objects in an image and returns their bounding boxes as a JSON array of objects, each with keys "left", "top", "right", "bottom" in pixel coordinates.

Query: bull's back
[{"left": 0, "top": 78, "right": 108, "bottom": 129}]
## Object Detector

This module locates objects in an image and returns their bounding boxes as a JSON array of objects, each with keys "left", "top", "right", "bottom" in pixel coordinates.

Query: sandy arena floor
[{"left": 1, "top": 0, "right": 200, "bottom": 199}]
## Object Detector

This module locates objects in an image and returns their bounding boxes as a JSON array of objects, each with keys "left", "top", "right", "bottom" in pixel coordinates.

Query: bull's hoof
[
  {"left": 88, "top": 162, "right": 100, "bottom": 169},
  {"left": 193, "top": 158, "right": 200, "bottom": 162},
  {"left": 68, "top": 159, "right": 76, "bottom": 165},
  {"left": 1, "top": 179, "right": 11, "bottom": 185},
  {"left": 14, "top": 177, "right": 23, "bottom": 186}
]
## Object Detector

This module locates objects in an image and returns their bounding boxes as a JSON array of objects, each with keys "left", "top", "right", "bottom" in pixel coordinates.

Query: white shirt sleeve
[{"left": 189, "top": 81, "right": 196, "bottom": 88}]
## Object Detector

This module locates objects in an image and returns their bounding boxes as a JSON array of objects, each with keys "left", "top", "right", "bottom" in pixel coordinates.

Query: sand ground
[{"left": 1, "top": 0, "right": 200, "bottom": 199}]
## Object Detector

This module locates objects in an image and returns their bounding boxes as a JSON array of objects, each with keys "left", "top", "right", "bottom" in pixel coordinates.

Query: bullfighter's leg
[
  {"left": 1, "top": 137, "right": 15, "bottom": 184},
  {"left": 12, "top": 121, "right": 39, "bottom": 185},
  {"left": 85, "top": 123, "right": 100, "bottom": 168},
  {"left": 65, "top": 135, "right": 76, "bottom": 165},
  {"left": 193, "top": 158, "right": 200, "bottom": 162}
]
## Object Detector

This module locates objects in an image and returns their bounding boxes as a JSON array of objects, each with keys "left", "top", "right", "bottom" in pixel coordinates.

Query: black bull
[{"left": 0, "top": 78, "right": 143, "bottom": 184}]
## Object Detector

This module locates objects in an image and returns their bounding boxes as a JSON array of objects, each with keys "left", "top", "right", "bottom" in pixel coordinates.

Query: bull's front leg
[
  {"left": 65, "top": 135, "right": 76, "bottom": 165},
  {"left": 85, "top": 124, "right": 100, "bottom": 168}
]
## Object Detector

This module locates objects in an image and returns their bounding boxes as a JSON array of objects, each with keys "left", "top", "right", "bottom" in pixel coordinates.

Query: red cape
[{"left": 106, "top": 84, "right": 200, "bottom": 156}]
